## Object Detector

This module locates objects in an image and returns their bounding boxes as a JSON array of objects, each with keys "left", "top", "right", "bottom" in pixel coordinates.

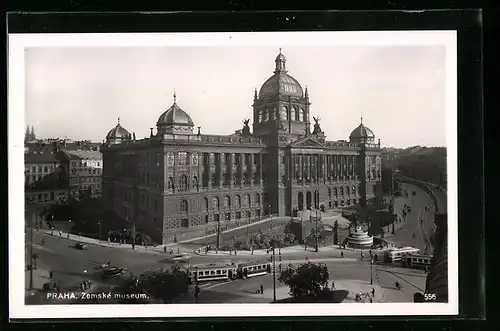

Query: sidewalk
[
  {"left": 193, "top": 243, "right": 386, "bottom": 258},
  {"left": 39, "top": 215, "right": 279, "bottom": 254}
]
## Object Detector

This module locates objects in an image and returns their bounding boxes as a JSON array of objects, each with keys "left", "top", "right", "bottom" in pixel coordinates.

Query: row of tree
[{"left": 222, "top": 231, "right": 297, "bottom": 251}]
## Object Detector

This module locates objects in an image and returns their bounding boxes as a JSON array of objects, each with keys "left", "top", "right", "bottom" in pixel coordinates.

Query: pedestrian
[
  {"left": 260, "top": 284, "right": 264, "bottom": 294},
  {"left": 49, "top": 271, "right": 53, "bottom": 279},
  {"left": 178, "top": 248, "right": 180, "bottom": 254},
  {"left": 331, "top": 280, "right": 335, "bottom": 289},
  {"left": 59, "top": 230, "right": 62, "bottom": 237},
  {"left": 279, "top": 248, "right": 281, "bottom": 255},
  {"left": 164, "top": 246, "right": 167, "bottom": 253},
  {"left": 341, "top": 252, "right": 344, "bottom": 258},
  {"left": 305, "top": 255, "right": 309, "bottom": 262},
  {"left": 41, "top": 238, "right": 45, "bottom": 245}
]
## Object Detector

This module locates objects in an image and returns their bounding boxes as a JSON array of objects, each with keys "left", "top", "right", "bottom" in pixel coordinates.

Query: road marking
[{"left": 200, "top": 282, "right": 231, "bottom": 291}]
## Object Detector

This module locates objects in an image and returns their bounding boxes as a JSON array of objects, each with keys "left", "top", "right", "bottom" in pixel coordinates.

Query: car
[
  {"left": 172, "top": 253, "right": 191, "bottom": 263},
  {"left": 101, "top": 266, "right": 126, "bottom": 279},
  {"left": 75, "top": 243, "right": 87, "bottom": 250}
]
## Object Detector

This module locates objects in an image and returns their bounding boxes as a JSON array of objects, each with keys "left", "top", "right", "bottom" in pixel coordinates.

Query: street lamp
[
  {"left": 98, "top": 220, "right": 102, "bottom": 243},
  {"left": 269, "top": 204, "right": 272, "bottom": 220},
  {"left": 272, "top": 245, "right": 277, "bottom": 303},
  {"left": 370, "top": 258, "right": 374, "bottom": 285},
  {"left": 67, "top": 219, "right": 72, "bottom": 239}
]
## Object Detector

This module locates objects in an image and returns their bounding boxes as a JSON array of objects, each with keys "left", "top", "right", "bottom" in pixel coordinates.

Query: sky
[{"left": 24, "top": 43, "right": 447, "bottom": 148}]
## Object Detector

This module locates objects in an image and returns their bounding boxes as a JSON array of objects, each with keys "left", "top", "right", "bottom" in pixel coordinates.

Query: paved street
[
  {"left": 385, "top": 183, "right": 436, "bottom": 252},
  {"left": 176, "top": 260, "right": 426, "bottom": 304},
  {"left": 25, "top": 181, "right": 438, "bottom": 305}
]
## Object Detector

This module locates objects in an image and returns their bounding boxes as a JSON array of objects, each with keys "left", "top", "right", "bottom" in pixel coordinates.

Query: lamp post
[
  {"left": 370, "top": 258, "right": 374, "bottom": 285},
  {"left": 98, "top": 220, "right": 102, "bottom": 243},
  {"left": 269, "top": 204, "right": 272, "bottom": 220},
  {"left": 315, "top": 209, "right": 319, "bottom": 253},
  {"left": 272, "top": 245, "right": 277, "bottom": 303},
  {"left": 67, "top": 219, "right": 71, "bottom": 239},
  {"left": 28, "top": 211, "right": 34, "bottom": 290}
]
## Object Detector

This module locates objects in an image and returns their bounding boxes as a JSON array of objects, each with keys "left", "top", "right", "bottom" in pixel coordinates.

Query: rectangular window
[{"left": 178, "top": 152, "right": 188, "bottom": 166}]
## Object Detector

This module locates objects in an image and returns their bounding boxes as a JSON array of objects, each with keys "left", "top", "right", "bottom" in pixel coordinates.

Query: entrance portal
[
  {"left": 298, "top": 192, "right": 304, "bottom": 211},
  {"left": 306, "top": 191, "right": 312, "bottom": 210}
]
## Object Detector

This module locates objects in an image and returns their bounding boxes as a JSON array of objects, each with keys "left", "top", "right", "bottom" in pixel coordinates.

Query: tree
[
  {"left": 278, "top": 262, "right": 330, "bottom": 298},
  {"left": 120, "top": 265, "right": 190, "bottom": 304}
]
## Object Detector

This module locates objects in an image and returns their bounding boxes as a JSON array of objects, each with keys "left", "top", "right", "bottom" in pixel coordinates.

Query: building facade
[
  {"left": 25, "top": 150, "right": 66, "bottom": 204},
  {"left": 60, "top": 150, "right": 103, "bottom": 200},
  {"left": 101, "top": 51, "right": 382, "bottom": 244}
]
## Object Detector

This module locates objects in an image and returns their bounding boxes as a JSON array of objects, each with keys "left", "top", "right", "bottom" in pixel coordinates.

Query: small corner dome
[
  {"left": 157, "top": 98, "right": 194, "bottom": 127},
  {"left": 349, "top": 119, "right": 376, "bottom": 144},
  {"left": 106, "top": 120, "right": 130, "bottom": 140}
]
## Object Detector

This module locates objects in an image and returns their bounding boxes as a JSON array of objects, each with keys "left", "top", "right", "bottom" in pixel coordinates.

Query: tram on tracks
[
  {"left": 401, "top": 254, "right": 432, "bottom": 270},
  {"left": 384, "top": 247, "right": 420, "bottom": 263},
  {"left": 188, "top": 261, "right": 272, "bottom": 284}
]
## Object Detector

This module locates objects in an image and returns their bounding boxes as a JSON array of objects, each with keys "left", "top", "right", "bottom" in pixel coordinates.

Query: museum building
[{"left": 101, "top": 51, "right": 382, "bottom": 244}]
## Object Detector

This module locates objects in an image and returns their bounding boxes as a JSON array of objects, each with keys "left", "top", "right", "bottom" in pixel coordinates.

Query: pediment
[{"left": 291, "top": 136, "right": 325, "bottom": 148}]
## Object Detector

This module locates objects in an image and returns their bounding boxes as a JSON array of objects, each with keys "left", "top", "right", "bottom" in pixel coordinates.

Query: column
[
  {"left": 323, "top": 155, "right": 327, "bottom": 184},
  {"left": 239, "top": 153, "right": 244, "bottom": 186},
  {"left": 207, "top": 153, "right": 213, "bottom": 189},
  {"left": 229, "top": 153, "right": 234, "bottom": 188},
  {"left": 219, "top": 153, "right": 224, "bottom": 189},
  {"left": 259, "top": 154, "right": 263, "bottom": 186},
  {"left": 250, "top": 153, "right": 255, "bottom": 187}
]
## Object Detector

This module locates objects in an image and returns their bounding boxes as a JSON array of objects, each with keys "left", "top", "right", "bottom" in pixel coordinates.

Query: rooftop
[
  {"left": 25, "top": 151, "right": 58, "bottom": 164},
  {"left": 63, "top": 150, "right": 103, "bottom": 160}
]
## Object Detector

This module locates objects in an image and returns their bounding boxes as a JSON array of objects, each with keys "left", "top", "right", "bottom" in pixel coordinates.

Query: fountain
[{"left": 346, "top": 226, "right": 373, "bottom": 248}]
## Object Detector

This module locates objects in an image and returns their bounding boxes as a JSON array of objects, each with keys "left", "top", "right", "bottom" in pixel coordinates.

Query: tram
[
  {"left": 188, "top": 261, "right": 272, "bottom": 283},
  {"left": 188, "top": 264, "right": 238, "bottom": 284},
  {"left": 401, "top": 254, "right": 432, "bottom": 270},
  {"left": 237, "top": 261, "right": 272, "bottom": 279},
  {"left": 384, "top": 247, "right": 420, "bottom": 263}
]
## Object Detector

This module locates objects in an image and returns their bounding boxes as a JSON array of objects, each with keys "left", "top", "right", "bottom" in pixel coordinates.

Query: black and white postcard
[{"left": 8, "top": 31, "right": 458, "bottom": 318}]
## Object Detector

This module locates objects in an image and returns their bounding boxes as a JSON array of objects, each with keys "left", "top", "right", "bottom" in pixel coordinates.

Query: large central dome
[{"left": 258, "top": 50, "right": 304, "bottom": 99}]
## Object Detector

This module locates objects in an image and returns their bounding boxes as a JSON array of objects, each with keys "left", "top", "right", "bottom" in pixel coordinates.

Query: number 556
[{"left": 424, "top": 293, "right": 436, "bottom": 301}]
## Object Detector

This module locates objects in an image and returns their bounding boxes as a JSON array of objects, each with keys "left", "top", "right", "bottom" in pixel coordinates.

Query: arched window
[
  {"left": 328, "top": 188, "right": 332, "bottom": 199},
  {"left": 167, "top": 177, "right": 174, "bottom": 190},
  {"left": 255, "top": 193, "right": 261, "bottom": 206},
  {"left": 224, "top": 195, "right": 231, "bottom": 208},
  {"left": 291, "top": 107, "right": 296, "bottom": 121},
  {"left": 203, "top": 197, "right": 209, "bottom": 212},
  {"left": 346, "top": 186, "right": 350, "bottom": 196},
  {"left": 179, "top": 175, "right": 188, "bottom": 191},
  {"left": 352, "top": 186, "right": 357, "bottom": 196},
  {"left": 271, "top": 108, "right": 277, "bottom": 120},
  {"left": 236, "top": 195, "right": 241, "bottom": 208},
  {"left": 280, "top": 106, "right": 288, "bottom": 120},
  {"left": 299, "top": 108, "right": 304, "bottom": 121},
  {"left": 258, "top": 110, "right": 263, "bottom": 122},
  {"left": 340, "top": 187, "right": 344, "bottom": 196},
  {"left": 212, "top": 197, "right": 219, "bottom": 210},
  {"left": 192, "top": 175, "right": 198, "bottom": 188},
  {"left": 180, "top": 199, "right": 188, "bottom": 212},
  {"left": 263, "top": 109, "right": 268, "bottom": 121},
  {"left": 244, "top": 194, "right": 250, "bottom": 206}
]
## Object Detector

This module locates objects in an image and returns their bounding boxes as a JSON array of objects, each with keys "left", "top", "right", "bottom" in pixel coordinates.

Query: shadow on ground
[{"left": 276, "top": 289, "right": 349, "bottom": 303}]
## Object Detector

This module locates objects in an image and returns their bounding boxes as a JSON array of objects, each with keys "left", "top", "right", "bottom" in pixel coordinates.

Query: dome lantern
[{"left": 258, "top": 49, "right": 304, "bottom": 99}]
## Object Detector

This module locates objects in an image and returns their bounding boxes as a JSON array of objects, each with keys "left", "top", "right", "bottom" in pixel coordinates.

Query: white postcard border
[{"left": 8, "top": 31, "right": 458, "bottom": 319}]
